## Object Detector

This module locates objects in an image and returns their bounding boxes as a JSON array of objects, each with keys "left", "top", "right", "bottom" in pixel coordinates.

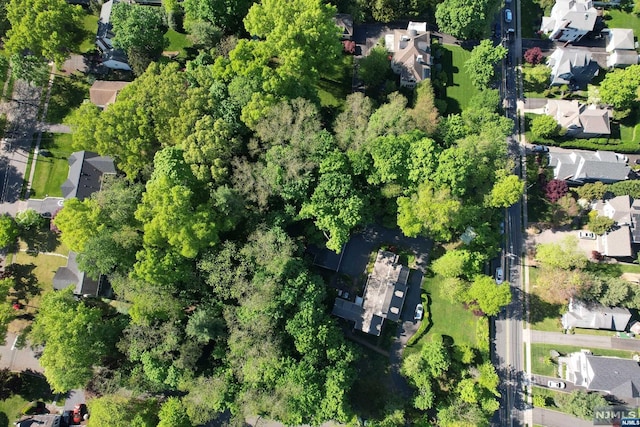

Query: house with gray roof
[
  {"left": 605, "top": 28, "right": 638, "bottom": 68},
  {"left": 540, "top": 0, "right": 599, "bottom": 43},
  {"left": 332, "top": 250, "right": 409, "bottom": 336},
  {"left": 53, "top": 251, "right": 104, "bottom": 297},
  {"left": 548, "top": 149, "right": 630, "bottom": 185},
  {"left": 334, "top": 13, "right": 353, "bottom": 40},
  {"left": 544, "top": 99, "right": 611, "bottom": 138},
  {"left": 385, "top": 22, "right": 432, "bottom": 89},
  {"left": 561, "top": 298, "right": 631, "bottom": 331},
  {"left": 62, "top": 151, "right": 116, "bottom": 201},
  {"left": 547, "top": 48, "right": 600, "bottom": 89},
  {"left": 592, "top": 195, "right": 640, "bottom": 257},
  {"left": 560, "top": 349, "right": 640, "bottom": 398}
]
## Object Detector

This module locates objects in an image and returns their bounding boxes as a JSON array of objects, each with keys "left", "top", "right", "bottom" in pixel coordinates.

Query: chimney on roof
[{"left": 409, "top": 29, "right": 417, "bottom": 37}]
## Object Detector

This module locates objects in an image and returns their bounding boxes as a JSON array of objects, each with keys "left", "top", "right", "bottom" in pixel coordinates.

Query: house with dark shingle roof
[
  {"left": 548, "top": 149, "right": 630, "bottom": 185},
  {"left": 547, "top": 48, "right": 600, "bottom": 89},
  {"left": 332, "top": 250, "right": 409, "bottom": 336},
  {"left": 561, "top": 349, "right": 640, "bottom": 398},
  {"left": 62, "top": 151, "right": 116, "bottom": 201},
  {"left": 592, "top": 195, "right": 640, "bottom": 258},
  {"left": 96, "top": 0, "right": 132, "bottom": 71},
  {"left": 53, "top": 251, "right": 104, "bottom": 297}
]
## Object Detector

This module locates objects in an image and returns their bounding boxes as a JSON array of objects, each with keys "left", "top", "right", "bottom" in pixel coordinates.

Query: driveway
[
  {"left": 531, "top": 330, "right": 640, "bottom": 351},
  {"left": 533, "top": 407, "right": 594, "bottom": 427},
  {"left": 527, "top": 228, "right": 597, "bottom": 259}
]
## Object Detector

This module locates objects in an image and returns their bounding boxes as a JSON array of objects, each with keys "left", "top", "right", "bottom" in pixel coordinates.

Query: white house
[
  {"left": 540, "top": 0, "right": 599, "bottom": 43},
  {"left": 548, "top": 149, "right": 630, "bottom": 184},
  {"left": 605, "top": 29, "right": 638, "bottom": 68}
]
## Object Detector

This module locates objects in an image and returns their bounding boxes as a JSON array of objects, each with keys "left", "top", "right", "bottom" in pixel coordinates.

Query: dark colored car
[{"left": 531, "top": 145, "right": 549, "bottom": 153}]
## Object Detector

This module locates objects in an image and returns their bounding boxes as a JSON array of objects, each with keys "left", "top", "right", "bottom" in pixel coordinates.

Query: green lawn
[
  {"left": 521, "top": 0, "right": 545, "bottom": 38},
  {"left": 30, "top": 133, "right": 74, "bottom": 198},
  {"left": 0, "top": 394, "right": 30, "bottom": 425},
  {"left": 165, "top": 29, "right": 193, "bottom": 55},
  {"left": 606, "top": 9, "right": 640, "bottom": 35},
  {"left": 45, "top": 74, "right": 90, "bottom": 124},
  {"left": 79, "top": 14, "right": 99, "bottom": 54},
  {"left": 438, "top": 44, "right": 480, "bottom": 114},
  {"left": 406, "top": 274, "right": 479, "bottom": 356},
  {"left": 0, "top": 373, "right": 55, "bottom": 425},
  {"left": 317, "top": 55, "right": 353, "bottom": 110},
  {"left": 531, "top": 343, "right": 637, "bottom": 376}
]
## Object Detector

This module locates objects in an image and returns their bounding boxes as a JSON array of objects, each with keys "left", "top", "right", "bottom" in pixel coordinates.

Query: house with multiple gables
[
  {"left": 385, "top": 22, "right": 432, "bottom": 89},
  {"left": 560, "top": 349, "right": 640, "bottom": 399},
  {"left": 561, "top": 298, "right": 632, "bottom": 331},
  {"left": 97, "top": 0, "right": 132, "bottom": 71},
  {"left": 548, "top": 149, "right": 630, "bottom": 185},
  {"left": 605, "top": 28, "right": 639, "bottom": 67},
  {"left": 545, "top": 99, "right": 612, "bottom": 137},
  {"left": 591, "top": 195, "right": 640, "bottom": 258},
  {"left": 540, "top": 0, "right": 600, "bottom": 43}
]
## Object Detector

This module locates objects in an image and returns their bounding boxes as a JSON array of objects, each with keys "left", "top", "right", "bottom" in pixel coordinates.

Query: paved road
[
  {"left": 533, "top": 407, "right": 593, "bottom": 427},
  {"left": 0, "top": 79, "right": 42, "bottom": 215},
  {"left": 531, "top": 330, "right": 640, "bottom": 350},
  {"left": 0, "top": 332, "right": 43, "bottom": 372}
]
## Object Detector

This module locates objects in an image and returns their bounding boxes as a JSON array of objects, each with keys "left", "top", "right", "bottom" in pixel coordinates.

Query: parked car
[
  {"left": 414, "top": 303, "right": 424, "bottom": 320},
  {"left": 547, "top": 380, "right": 566, "bottom": 389},
  {"left": 579, "top": 231, "right": 597, "bottom": 240},
  {"left": 531, "top": 145, "right": 549, "bottom": 153},
  {"left": 72, "top": 403, "right": 88, "bottom": 424},
  {"left": 505, "top": 9, "right": 513, "bottom": 22},
  {"left": 495, "top": 267, "right": 504, "bottom": 285}
]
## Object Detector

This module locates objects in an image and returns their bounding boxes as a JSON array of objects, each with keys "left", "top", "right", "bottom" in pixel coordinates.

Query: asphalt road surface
[{"left": 0, "top": 332, "right": 43, "bottom": 372}]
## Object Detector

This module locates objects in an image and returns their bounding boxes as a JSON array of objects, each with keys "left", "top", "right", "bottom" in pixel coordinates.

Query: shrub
[{"left": 524, "top": 47, "right": 543, "bottom": 65}]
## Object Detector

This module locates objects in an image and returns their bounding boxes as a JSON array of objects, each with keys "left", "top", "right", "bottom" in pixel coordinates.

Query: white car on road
[{"left": 495, "top": 267, "right": 504, "bottom": 285}]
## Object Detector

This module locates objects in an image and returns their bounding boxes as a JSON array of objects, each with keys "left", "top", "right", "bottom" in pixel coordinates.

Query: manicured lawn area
[
  {"left": 79, "top": 13, "right": 99, "bottom": 54},
  {"left": 317, "top": 55, "right": 353, "bottom": 109},
  {"left": 0, "top": 394, "right": 30, "bottom": 424},
  {"left": 0, "top": 373, "right": 56, "bottom": 424},
  {"left": 45, "top": 73, "right": 90, "bottom": 124},
  {"left": 438, "top": 44, "right": 480, "bottom": 114},
  {"left": 606, "top": 9, "right": 640, "bottom": 35},
  {"left": 165, "top": 29, "right": 193, "bottom": 55},
  {"left": 407, "top": 274, "right": 479, "bottom": 356},
  {"left": 531, "top": 343, "right": 636, "bottom": 376},
  {"left": 30, "top": 133, "right": 74, "bottom": 198}
]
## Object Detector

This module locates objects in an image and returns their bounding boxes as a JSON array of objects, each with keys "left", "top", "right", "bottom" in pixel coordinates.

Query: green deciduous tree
[
  {"left": 158, "top": 397, "right": 192, "bottom": 427},
  {"left": 436, "top": 0, "right": 497, "bottom": 39},
  {"left": 30, "top": 289, "right": 124, "bottom": 392},
  {"left": 464, "top": 40, "right": 508, "bottom": 89},
  {"left": 531, "top": 114, "right": 560, "bottom": 140},
  {"left": 575, "top": 182, "right": 607, "bottom": 201},
  {"left": 52, "top": 198, "right": 101, "bottom": 252},
  {"left": 110, "top": 2, "right": 168, "bottom": 73},
  {"left": 183, "top": 0, "right": 253, "bottom": 32},
  {"left": 0, "top": 214, "right": 18, "bottom": 248},
  {"left": 366, "top": 92, "right": 416, "bottom": 142},
  {"left": 536, "top": 236, "right": 588, "bottom": 270},
  {"left": 523, "top": 64, "right": 551, "bottom": 93},
  {"left": 5, "top": 0, "right": 82, "bottom": 66},
  {"left": 431, "top": 249, "right": 482, "bottom": 279},
  {"left": 333, "top": 92, "right": 374, "bottom": 151},
  {"left": 410, "top": 80, "right": 440, "bottom": 135},
  {"left": 299, "top": 152, "right": 368, "bottom": 252},
  {"left": 88, "top": 394, "right": 159, "bottom": 427},
  {"left": 555, "top": 390, "right": 608, "bottom": 420},
  {"left": 15, "top": 208, "right": 44, "bottom": 231},
  {"left": 397, "top": 182, "right": 462, "bottom": 241},
  {"left": 599, "top": 64, "right": 640, "bottom": 113},
  {"left": 587, "top": 210, "right": 615, "bottom": 235},
  {"left": 488, "top": 174, "right": 524, "bottom": 208},
  {"left": 9, "top": 54, "right": 50, "bottom": 86},
  {"left": 468, "top": 275, "right": 512, "bottom": 315},
  {"left": 359, "top": 46, "right": 390, "bottom": 89}
]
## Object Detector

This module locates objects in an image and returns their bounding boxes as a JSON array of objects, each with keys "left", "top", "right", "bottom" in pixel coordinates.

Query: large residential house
[
  {"left": 561, "top": 299, "right": 632, "bottom": 331},
  {"left": 547, "top": 48, "right": 599, "bottom": 89},
  {"left": 97, "top": 0, "right": 132, "bottom": 71},
  {"left": 385, "top": 22, "right": 432, "bottom": 89},
  {"left": 605, "top": 28, "right": 639, "bottom": 68},
  {"left": 540, "top": 0, "right": 599, "bottom": 43},
  {"left": 592, "top": 195, "right": 640, "bottom": 257},
  {"left": 53, "top": 251, "right": 105, "bottom": 297},
  {"left": 560, "top": 349, "right": 640, "bottom": 398},
  {"left": 548, "top": 149, "right": 630, "bottom": 185},
  {"left": 332, "top": 251, "right": 409, "bottom": 336},
  {"left": 544, "top": 99, "right": 611, "bottom": 138}
]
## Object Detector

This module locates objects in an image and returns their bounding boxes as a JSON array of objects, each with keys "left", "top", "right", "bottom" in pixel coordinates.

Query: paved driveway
[
  {"left": 531, "top": 330, "right": 640, "bottom": 351},
  {"left": 533, "top": 407, "right": 593, "bottom": 427}
]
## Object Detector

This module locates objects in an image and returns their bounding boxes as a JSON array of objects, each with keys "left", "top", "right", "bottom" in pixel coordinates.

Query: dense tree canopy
[
  {"left": 436, "top": 0, "right": 497, "bottom": 39},
  {"left": 5, "top": 0, "right": 82, "bottom": 66},
  {"left": 465, "top": 41, "right": 508, "bottom": 89}
]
